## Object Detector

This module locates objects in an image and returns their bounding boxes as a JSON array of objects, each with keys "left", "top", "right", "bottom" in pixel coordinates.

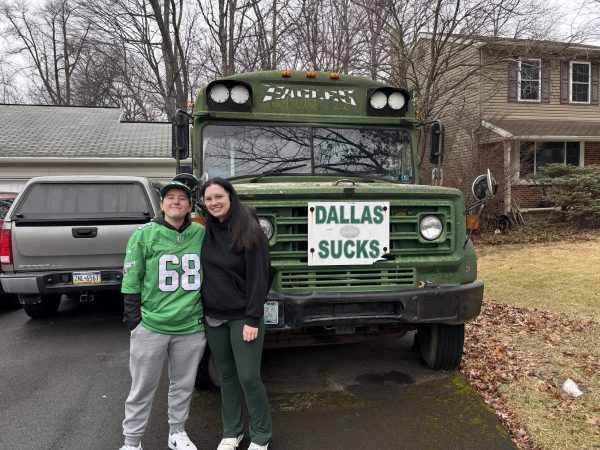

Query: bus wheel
[
  {"left": 22, "top": 295, "right": 61, "bottom": 319},
  {"left": 417, "top": 323, "right": 464, "bottom": 370},
  {"left": 195, "top": 348, "right": 220, "bottom": 389}
]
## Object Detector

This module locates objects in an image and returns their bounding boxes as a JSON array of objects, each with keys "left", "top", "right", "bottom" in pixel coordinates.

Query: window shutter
[
  {"left": 560, "top": 61, "right": 569, "bottom": 104},
  {"left": 592, "top": 62, "right": 599, "bottom": 104},
  {"left": 541, "top": 60, "right": 550, "bottom": 103},
  {"left": 508, "top": 60, "right": 518, "bottom": 102}
]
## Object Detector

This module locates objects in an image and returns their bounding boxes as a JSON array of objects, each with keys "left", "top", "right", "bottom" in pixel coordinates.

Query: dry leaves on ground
[{"left": 461, "top": 300, "right": 600, "bottom": 450}]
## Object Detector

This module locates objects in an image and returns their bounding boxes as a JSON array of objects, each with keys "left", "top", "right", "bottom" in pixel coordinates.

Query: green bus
[{"left": 173, "top": 70, "right": 492, "bottom": 386}]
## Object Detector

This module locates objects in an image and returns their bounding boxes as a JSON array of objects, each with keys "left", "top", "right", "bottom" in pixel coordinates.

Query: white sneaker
[
  {"left": 248, "top": 443, "right": 269, "bottom": 450},
  {"left": 217, "top": 434, "right": 244, "bottom": 450},
  {"left": 168, "top": 430, "right": 197, "bottom": 450},
  {"left": 119, "top": 445, "right": 142, "bottom": 450}
]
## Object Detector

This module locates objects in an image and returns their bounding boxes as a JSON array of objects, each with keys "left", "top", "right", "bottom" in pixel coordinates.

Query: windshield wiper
[
  {"left": 313, "top": 164, "right": 376, "bottom": 183},
  {"left": 249, "top": 164, "right": 308, "bottom": 183}
]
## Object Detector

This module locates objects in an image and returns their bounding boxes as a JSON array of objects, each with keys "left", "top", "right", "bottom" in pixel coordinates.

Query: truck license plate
[
  {"left": 73, "top": 271, "right": 101, "bottom": 285},
  {"left": 264, "top": 301, "right": 278, "bottom": 325}
]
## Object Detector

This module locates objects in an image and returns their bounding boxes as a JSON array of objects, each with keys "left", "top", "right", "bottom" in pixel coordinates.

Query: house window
[
  {"left": 571, "top": 61, "right": 590, "bottom": 103},
  {"left": 520, "top": 141, "right": 581, "bottom": 176},
  {"left": 518, "top": 59, "right": 541, "bottom": 101}
]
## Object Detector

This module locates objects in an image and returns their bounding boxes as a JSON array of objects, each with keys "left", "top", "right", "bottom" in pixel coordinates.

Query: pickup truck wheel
[
  {"left": 417, "top": 323, "right": 465, "bottom": 370},
  {"left": 1, "top": 294, "right": 22, "bottom": 310},
  {"left": 195, "top": 348, "right": 220, "bottom": 389},
  {"left": 22, "top": 295, "right": 62, "bottom": 319}
]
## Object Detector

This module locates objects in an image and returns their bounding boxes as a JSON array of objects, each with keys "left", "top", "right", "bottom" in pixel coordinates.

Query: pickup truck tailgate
[
  {"left": 11, "top": 223, "right": 141, "bottom": 270},
  {"left": 5, "top": 179, "right": 158, "bottom": 272}
]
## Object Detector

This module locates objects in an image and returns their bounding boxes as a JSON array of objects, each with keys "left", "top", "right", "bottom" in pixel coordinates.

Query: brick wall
[
  {"left": 512, "top": 184, "right": 545, "bottom": 209},
  {"left": 475, "top": 142, "right": 506, "bottom": 211},
  {"left": 476, "top": 142, "right": 505, "bottom": 179},
  {"left": 585, "top": 142, "right": 600, "bottom": 165},
  {"left": 419, "top": 111, "right": 481, "bottom": 194}
]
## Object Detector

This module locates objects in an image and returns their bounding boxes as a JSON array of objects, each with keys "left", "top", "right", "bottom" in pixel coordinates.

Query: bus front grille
[{"left": 279, "top": 267, "right": 415, "bottom": 291}]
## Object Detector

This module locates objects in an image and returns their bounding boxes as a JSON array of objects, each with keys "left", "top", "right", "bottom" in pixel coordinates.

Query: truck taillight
[{"left": 0, "top": 228, "right": 12, "bottom": 268}]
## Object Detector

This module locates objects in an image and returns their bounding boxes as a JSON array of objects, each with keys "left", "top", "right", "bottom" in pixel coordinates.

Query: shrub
[{"left": 534, "top": 164, "right": 600, "bottom": 228}]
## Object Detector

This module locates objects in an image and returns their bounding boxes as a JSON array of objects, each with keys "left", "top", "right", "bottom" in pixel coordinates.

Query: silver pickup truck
[{"left": 0, "top": 176, "right": 162, "bottom": 318}]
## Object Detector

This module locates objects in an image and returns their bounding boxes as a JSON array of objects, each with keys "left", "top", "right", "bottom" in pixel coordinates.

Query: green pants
[{"left": 205, "top": 319, "right": 272, "bottom": 445}]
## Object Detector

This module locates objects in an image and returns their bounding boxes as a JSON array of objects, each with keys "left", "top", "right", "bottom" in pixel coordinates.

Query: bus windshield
[{"left": 202, "top": 124, "right": 414, "bottom": 183}]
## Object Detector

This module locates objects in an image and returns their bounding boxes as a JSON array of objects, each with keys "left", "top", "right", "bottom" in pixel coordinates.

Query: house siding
[
  {"left": 412, "top": 37, "right": 600, "bottom": 213},
  {"left": 476, "top": 43, "right": 600, "bottom": 210},
  {"left": 481, "top": 51, "right": 600, "bottom": 122},
  {"left": 418, "top": 43, "right": 482, "bottom": 193}
]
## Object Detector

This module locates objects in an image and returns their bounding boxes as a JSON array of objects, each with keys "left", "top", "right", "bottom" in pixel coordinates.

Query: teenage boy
[{"left": 119, "top": 180, "right": 206, "bottom": 450}]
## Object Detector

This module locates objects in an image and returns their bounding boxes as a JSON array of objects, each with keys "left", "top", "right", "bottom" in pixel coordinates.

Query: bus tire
[
  {"left": 22, "top": 295, "right": 61, "bottom": 319},
  {"left": 417, "top": 323, "right": 464, "bottom": 370},
  {"left": 195, "top": 348, "right": 220, "bottom": 389}
]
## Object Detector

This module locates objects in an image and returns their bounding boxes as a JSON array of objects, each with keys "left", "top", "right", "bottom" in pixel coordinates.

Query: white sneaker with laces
[
  {"left": 168, "top": 430, "right": 197, "bottom": 450},
  {"left": 248, "top": 443, "right": 269, "bottom": 450},
  {"left": 118, "top": 445, "right": 142, "bottom": 450},
  {"left": 217, "top": 434, "right": 244, "bottom": 450}
]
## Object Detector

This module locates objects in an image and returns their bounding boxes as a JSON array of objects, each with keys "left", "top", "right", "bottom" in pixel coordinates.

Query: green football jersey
[{"left": 122, "top": 221, "right": 205, "bottom": 334}]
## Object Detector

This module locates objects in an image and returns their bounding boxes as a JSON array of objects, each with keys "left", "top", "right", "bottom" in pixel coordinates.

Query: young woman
[{"left": 200, "top": 177, "right": 272, "bottom": 450}]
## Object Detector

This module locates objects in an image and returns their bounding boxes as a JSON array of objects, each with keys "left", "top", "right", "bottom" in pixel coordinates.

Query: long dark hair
[{"left": 201, "top": 177, "right": 266, "bottom": 252}]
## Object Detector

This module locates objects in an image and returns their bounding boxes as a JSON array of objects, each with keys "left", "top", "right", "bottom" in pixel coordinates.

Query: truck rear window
[{"left": 16, "top": 183, "right": 152, "bottom": 216}]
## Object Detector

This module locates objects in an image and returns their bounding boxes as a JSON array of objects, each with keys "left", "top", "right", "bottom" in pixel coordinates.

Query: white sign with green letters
[{"left": 307, "top": 201, "right": 390, "bottom": 266}]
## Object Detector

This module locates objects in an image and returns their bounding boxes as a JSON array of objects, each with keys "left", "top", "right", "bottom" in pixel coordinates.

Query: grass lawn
[
  {"left": 477, "top": 239, "right": 600, "bottom": 320},
  {"left": 463, "top": 233, "right": 600, "bottom": 449}
]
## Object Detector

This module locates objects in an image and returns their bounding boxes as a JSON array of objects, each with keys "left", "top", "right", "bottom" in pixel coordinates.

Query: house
[
  {"left": 413, "top": 35, "right": 600, "bottom": 213},
  {"left": 0, "top": 105, "right": 187, "bottom": 192}
]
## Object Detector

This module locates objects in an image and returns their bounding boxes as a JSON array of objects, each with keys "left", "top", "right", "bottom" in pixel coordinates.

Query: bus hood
[{"left": 232, "top": 180, "right": 464, "bottom": 202}]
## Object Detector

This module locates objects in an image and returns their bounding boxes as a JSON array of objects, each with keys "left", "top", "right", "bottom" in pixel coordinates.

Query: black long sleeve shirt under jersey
[{"left": 200, "top": 217, "right": 270, "bottom": 327}]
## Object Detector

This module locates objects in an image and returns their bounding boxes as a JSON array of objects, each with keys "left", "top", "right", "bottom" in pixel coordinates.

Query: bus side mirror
[
  {"left": 171, "top": 111, "right": 190, "bottom": 160},
  {"left": 472, "top": 169, "right": 498, "bottom": 201},
  {"left": 429, "top": 122, "right": 444, "bottom": 165}
]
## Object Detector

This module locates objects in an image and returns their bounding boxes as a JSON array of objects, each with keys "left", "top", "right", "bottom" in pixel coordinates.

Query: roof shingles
[{"left": 0, "top": 105, "right": 171, "bottom": 158}]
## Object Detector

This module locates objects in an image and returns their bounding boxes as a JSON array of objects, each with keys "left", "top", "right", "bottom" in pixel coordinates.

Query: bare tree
[
  {"left": 70, "top": 39, "right": 122, "bottom": 107},
  {"left": 355, "top": 0, "right": 389, "bottom": 80},
  {"left": 1, "top": 0, "right": 90, "bottom": 105},
  {"left": 482, "top": 0, "right": 559, "bottom": 39},
  {"left": 197, "top": 0, "right": 256, "bottom": 76},
  {"left": 1, "top": 0, "right": 586, "bottom": 124},
  {"left": 0, "top": 56, "right": 23, "bottom": 102},
  {"left": 81, "top": 0, "right": 203, "bottom": 119},
  {"left": 243, "top": 0, "right": 290, "bottom": 71},
  {"left": 284, "top": 0, "right": 365, "bottom": 72}
]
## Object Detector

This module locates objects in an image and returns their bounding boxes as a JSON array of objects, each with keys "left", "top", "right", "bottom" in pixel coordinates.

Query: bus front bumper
[{"left": 266, "top": 281, "right": 483, "bottom": 329}]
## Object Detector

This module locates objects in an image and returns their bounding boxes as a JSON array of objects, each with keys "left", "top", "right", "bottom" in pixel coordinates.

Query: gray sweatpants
[{"left": 122, "top": 325, "right": 206, "bottom": 447}]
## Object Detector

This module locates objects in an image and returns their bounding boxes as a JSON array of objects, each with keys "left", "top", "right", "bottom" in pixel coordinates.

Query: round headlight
[
  {"left": 209, "top": 84, "right": 229, "bottom": 103},
  {"left": 230, "top": 85, "right": 250, "bottom": 104},
  {"left": 419, "top": 215, "right": 443, "bottom": 241},
  {"left": 369, "top": 91, "right": 387, "bottom": 109},
  {"left": 258, "top": 217, "right": 274, "bottom": 239},
  {"left": 388, "top": 92, "right": 405, "bottom": 110}
]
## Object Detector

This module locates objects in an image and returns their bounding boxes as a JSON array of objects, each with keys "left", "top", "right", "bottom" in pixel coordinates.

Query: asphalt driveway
[{"left": 0, "top": 297, "right": 515, "bottom": 450}]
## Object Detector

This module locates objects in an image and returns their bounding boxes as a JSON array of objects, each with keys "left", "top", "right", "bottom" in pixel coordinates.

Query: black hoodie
[{"left": 200, "top": 217, "right": 270, "bottom": 327}]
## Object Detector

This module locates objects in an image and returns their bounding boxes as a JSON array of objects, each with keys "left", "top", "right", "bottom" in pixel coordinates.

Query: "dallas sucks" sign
[{"left": 307, "top": 201, "right": 390, "bottom": 266}]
